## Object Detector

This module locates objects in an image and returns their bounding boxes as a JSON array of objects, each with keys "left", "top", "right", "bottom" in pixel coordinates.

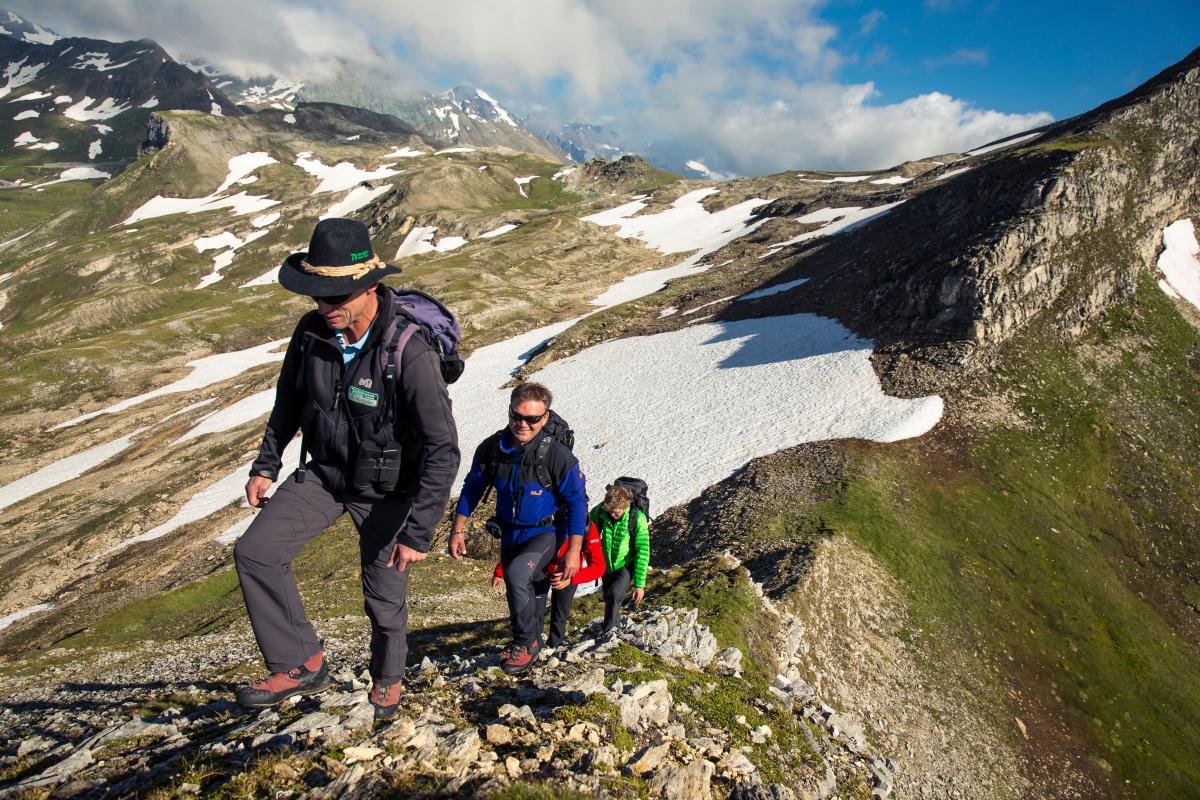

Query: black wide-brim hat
[{"left": 279, "top": 217, "right": 401, "bottom": 296}]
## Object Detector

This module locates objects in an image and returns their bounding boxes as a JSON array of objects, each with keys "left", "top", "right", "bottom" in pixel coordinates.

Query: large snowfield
[{"left": 1, "top": 186, "right": 949, "bottom": 625}]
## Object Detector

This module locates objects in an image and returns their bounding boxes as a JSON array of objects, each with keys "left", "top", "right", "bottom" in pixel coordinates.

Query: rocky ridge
[{"left": 0, "top": 587, "right": 894, "bottom": 800}]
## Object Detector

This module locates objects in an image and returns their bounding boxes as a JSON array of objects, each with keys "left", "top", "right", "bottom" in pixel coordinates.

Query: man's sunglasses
[
  {"left": 311, "top": 292, "right": 354, "bottom": 306},
  {"left": 508, "top": 409, "right": 547, "bottom": 426}
]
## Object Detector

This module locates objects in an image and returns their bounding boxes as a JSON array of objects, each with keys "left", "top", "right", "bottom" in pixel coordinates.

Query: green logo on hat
[{"left": 350, "top": 249, "right": 371, "bottom": 262}]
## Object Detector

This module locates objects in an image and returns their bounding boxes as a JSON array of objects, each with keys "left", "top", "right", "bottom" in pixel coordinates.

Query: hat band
[{"left": 300, "top": 254, "right": 387, "bottom": 279}]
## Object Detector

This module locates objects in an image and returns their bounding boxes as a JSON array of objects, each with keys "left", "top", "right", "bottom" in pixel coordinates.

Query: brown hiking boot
[
  {"left": 500, "top": 638, "right": 542, "bottom": 675},
  {"left": 236, "top": 650, "right": 330, "bottom": 708},
  {"left": 369, "top": 681, "right": 403, "bottom": 721}
]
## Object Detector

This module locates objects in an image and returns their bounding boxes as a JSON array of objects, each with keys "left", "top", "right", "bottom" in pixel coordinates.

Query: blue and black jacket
[{"left": 456, "top": 427, "right": 587, "bottom": 548}]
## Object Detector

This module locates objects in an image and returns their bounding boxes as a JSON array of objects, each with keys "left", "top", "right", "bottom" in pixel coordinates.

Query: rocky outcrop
[
  {"left": 138, "top": 113, "right": 172, "bottom": 156},
  {"left": 741, "top": 47, "right": 1200, "bottom": 351},
  {"left": 0, "top": 602, "right": 892, "bottom": 799}
]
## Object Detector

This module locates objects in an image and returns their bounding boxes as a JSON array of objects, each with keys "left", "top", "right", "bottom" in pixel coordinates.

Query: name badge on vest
[{"left": 347, "top": 385, "right": 380, "bottom": 408}]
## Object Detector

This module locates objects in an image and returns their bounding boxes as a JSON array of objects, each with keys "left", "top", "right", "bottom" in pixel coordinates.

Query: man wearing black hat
[{"left": 233, "top": 218, "right": 460, "bottom": 721}]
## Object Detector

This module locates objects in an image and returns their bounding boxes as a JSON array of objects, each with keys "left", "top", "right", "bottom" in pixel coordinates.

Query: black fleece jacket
[{"left": 250, "top": 286, "right": 460, "bottom": 551}]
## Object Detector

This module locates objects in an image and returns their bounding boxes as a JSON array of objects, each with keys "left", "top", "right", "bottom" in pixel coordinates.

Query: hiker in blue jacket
[{"left": 449, "top": 382, "right": 587, "bottom": 674}]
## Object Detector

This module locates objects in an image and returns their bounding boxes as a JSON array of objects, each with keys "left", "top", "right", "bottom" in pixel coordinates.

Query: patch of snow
[
  {"left": 63, "top": 96, "right": 131, "bottom": 121},
  {"left": 196, "top": 229, "right": 270, "bottom": 288},
  {"left": 552, "top": 166, "right": 577, "bottom": 180},
  {"left": 382, "top": 146, "right": 424, "bottom": 159},
  {"left": 343, "top": 134, "right": 361, "bottom": 141},
  {"left": 737, "top": 278, "right": 809, "bottom": 301},
  {"left": 237, "top": 176, "right": 257, "bottom": 185},
  {"left": 240, "top": 265, "right": 281, "bottom": 288},
  {"left": 101, "top": 438, "right": 302, "bottom": 556},
  {"left": 72, "top": 52, "right": 135, "bottom": 71},
  {"left": 966, "top": 131, "right": 1042, "bottom": 157},
  {"left": 581, "top": 189, "right": 772, "bottom": 307},
  {"left": 10, "top": 90, "right": 51, "bottom": 101},
  {"left": 435, "top": 146, "right": 475, "bottom": 155},
  {"left": 282, "top": 113, "right": 296, "bottom": 124},
  {"left": 682, "top": 295, "right": 737, "bottom": 315},
  {"left": 869, "top": 176, "right": 912, "bottom": 185},
  {"left": 658, "top": 306, "right": 678, "bottom": 318},
  {"left": 30, "top": 166, "right": 110, "bottom": 189},
  {"left": 1157, "top": 218, "right": 1200, "bottom": 312},
  {"left": 394, "top": 226, "right": 468, "bottom": 259},
  {"left": 210, "top": 102, "right": 223, "bottom": 116},
  {"left": 321, "top": 184, "right": 393, "bottom": 219},
  {"left": 123, "top": 152, "right": 279, "bottom": 225},
  {"left": 174, "top": 389, "right": 274, "bottom": 443},
  {"left": 93, "top": 123, "right": 112, "bottom": 134},
  {"left": 0, "top": 429, "right": 145, "bottom": 511},
  {"left": 23, "top": 23, "right": 59, "bottom": 45},
  {"left": 140, "top": 96, "right": 158, "bottom": 108},
  {"left": 806, "top": 175, "right": 870, "bottom": 184},
  {"left": 53, "top": 94, "right": 72, "bottom": 104},
  {"left": 251, "top": 212, "right": 280, "bottom": 228},
  {"left": 87, "top": 139, "right": 102, "bottom": 159},
  {"left": 447, "top": 305, "right": 942, "bottom": 513},
  {"left": 0, "top": 603, "right": 54, "bottom": 630},
  {"left": 53, "top": 339, "right": 289, "bottom": 429},
  {"left": 475, "top": 88, "right": 518, "bottom": 127},
  {"left": 293, "top": 153, "right": 399, "bottom": 194},
  {"left": 13, "top": 131, "right": 37, "bottom": 146},
  {"left": 479, "top": 223, "right": 517, "bottom": 239},
  {"left": 514, "top": 175, "right": 537, "bottom": 197},
  {"left": 685, "top": 160, "right": 711, "bottom": 175},
  {"left": 935, "top": 166, "right": 973, "bottom": 181},
  {"left": 12, "top": 109, "right": 36, "bottom": 120},
  {"left": 478, "top": 165, "right": 488, "bottom": 171},
  {"left": 761, "top": 202, "right": 905, "bottom": 259},
  {"left": 0, "top": 58, "right": 45, "bottom": 100}
]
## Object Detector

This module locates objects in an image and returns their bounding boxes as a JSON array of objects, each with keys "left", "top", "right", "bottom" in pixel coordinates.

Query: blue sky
[
  {"left": 822, "top": 0, "right": 1200, "bottom": 117},
  {"left": 14, "top": 1, "right": 1200, "bottom": 175}
]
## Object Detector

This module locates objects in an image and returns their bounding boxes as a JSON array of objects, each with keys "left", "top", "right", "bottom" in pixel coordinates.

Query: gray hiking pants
[
  {"left": 602, "top": 565, "right": 633, "bottom": 633},
  {"left": 500, "top": 532, "right": 556, "bottom": 646},
  {"left": 234, "top": 472, "right": 413, "bottom": 684}
]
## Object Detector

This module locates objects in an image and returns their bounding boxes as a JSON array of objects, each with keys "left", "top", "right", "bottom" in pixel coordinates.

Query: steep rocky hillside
[
  {"left": 0, "top": 13, "right": 240, "bottom": 168},
  {"left": 0, "top": 39, "right": 1197, "bottom": 800}
]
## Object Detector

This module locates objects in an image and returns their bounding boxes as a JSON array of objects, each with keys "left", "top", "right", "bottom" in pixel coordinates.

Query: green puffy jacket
[{"left": 590, "top": 503, "right": 650, "bottom": 588}]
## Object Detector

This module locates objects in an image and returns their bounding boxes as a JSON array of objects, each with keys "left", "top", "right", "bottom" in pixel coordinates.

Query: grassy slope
[{"left": 782, "top": 277, "right": 1200, "bottom": 798}]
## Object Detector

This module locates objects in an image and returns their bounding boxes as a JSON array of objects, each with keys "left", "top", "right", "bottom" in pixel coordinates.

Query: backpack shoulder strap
[
  {"left": 533, "top": 436, "right": 555, "bottom": 489},
  {"left": 382, "top": 321, "right": 419, "bottom": 428}
]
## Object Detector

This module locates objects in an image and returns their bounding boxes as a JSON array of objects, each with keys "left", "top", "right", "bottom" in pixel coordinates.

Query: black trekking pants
[
  {"left": 537, "top": 583, "right": 578, "bottom": 646},
  {"left": 602, "top": 565, "right": 633, "bottom": 633},
  {"left": 234, "top": 472, "right": 414, "bottom": 685},
  {"left": 500, "top": 532, "right": 556, "bottom": 646}
]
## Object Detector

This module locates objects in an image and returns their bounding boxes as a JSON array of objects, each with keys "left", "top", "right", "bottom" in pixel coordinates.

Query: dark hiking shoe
[
  {"left": 500, "top": 638, "right": 542, "bottom": 675},
  {"left": 236, "top": 651, "right": 330, "bottom": 708},
  {"left": 369, "top": 681, "right": 403, "bottom": 721}
]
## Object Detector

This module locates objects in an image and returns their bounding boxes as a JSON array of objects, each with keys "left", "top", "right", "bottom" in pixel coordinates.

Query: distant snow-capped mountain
[
  {"left": 0, "top": 8, "right": 59, "bottom": 46},
  {"left": 182, "top": 59, "right": 304, "bottom": 111},
  {"left": 299, "top": 80, "right": 569, "bottom": 161}
]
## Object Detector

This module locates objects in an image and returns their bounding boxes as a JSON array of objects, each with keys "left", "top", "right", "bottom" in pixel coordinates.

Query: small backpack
[{"left": 611, "top": 476, "right": 650, "bottom": 528}]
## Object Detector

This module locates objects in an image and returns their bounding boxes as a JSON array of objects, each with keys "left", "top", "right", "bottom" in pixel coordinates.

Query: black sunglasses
[
  {"left": 311, "top": 292, "right": 354, "bottom": 306},
  {"left": 508, "top": 409, "right": 547, "bottom": 426}
]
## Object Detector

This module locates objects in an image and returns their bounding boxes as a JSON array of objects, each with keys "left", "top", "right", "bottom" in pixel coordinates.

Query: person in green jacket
[{"left": 593, "top": 483, "right": 650, "bottom": 636}]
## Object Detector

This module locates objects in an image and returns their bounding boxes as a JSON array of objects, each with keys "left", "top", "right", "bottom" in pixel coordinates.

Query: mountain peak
[{"left": 0, "top": 8, "right": 60, "bottom": 46}]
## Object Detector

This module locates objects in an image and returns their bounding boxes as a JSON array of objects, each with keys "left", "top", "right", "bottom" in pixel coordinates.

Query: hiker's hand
[
  {"left": 387, "top": 543, "right": 426, "bottom": 573},
  {"left": 632, "top": 587, "right": 645, "bottom": 605},
  {"left": 561, "top": 549, "right": 581, "bottom": 582},
  {"left": 448, "top": 530, "right": 467, "bottom": 560},
  {"left": 550, "top": 568, "right": 571, "bottom": 590},
  {"left": 245, "top": 476, "right": 273, "bottom": 508},
  {"left": 491, "top": 574, "right": 503, "bottom": 593}
]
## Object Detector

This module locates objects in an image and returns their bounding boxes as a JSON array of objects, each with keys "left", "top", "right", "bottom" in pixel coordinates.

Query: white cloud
[{"left": 9, "top": 0, "right": 1053, "bottom": 175}]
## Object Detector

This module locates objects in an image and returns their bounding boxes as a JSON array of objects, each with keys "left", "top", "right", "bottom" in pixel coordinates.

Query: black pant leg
[
  {"left": 500, "top": 533, "right": 556, "bottom": 646},
  {"left": 547, "top": 583, "right": 578, "bottom": 645}
]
